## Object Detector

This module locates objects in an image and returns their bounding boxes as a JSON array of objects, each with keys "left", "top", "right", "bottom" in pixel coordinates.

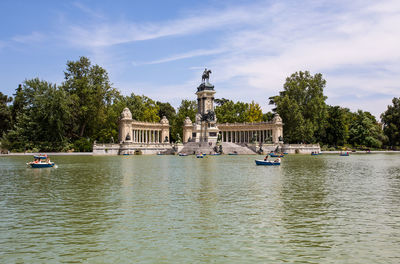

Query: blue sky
[{"left": 1, "top": 0, "right": 399, "bottom": 118}]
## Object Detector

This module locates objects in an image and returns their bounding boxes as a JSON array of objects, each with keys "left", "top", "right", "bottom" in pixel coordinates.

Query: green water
[{"left": 1, "top": 154, "right": 400, "bottom": 263}]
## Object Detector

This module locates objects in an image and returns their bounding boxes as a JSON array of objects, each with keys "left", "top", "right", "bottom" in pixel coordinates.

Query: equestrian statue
[{"left": 201, "top": 68, "right": 212, "bottom": 83}]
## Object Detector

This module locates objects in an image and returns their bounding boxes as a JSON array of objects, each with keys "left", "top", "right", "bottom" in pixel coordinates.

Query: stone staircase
[
  {"left": 220, "top": 142, "right": 257, "bottom": 155},
  {"left": 179, "top": 142, "right": 217, "bottom": 155}
]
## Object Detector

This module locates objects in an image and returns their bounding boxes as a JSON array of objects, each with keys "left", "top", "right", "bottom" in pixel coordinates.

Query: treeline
[
  {"left": 269, "top": 71, "right": 400, "bottom": 150},
  {"left": 1, "top": 58, "right": 399, "bottom": 152},
  {"left": 0, "top": 56, "right": 265, "bottom": 152}
]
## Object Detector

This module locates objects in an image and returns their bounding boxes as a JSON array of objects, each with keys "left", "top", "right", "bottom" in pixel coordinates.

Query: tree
[
  {"left": 142, "top": 97, "right": 160, "bottom": 122},
  {"left": 62, "top": 56, "right": 118, "bottom": 138},
  {"left": 173, "top": 100, "right": 197, "bottom": 141},
  {"left": 323, "top": 106, "right": 350, "bottom": 146},
  {"left": 247, "top": 101, "right": 263, "bottom": 122},
  {"left": 269, "top": 71, "right": 328, "bottom": 143},
  {"left": 0, "top": 92, "right": 12, "bottom": 137},
  {"left": 11, "top": 84, "right": 24, "bottom": 124},
  {"left": 157, "top": 101, "right": 177, "bottom": 141},
  {"left": 381, "top": 97, "right": 400, "bottom": 148},
  {"left": 215, "top": 100, "right": 250, "bottom": 123},
  {"left": 156, "top": 101, "right": 176, "bottom": 121},
  {"left": 262, "top": 112, "right": 274, "bottom": 122},
  {"left": 2, "top": 78, "right": 72, "bottom": 151},
  {"left": 214, "top": 98, "right": 230, "bottom": 106},
  {"left": 348, "top": 110, "right": 385, "bottom": 148}
]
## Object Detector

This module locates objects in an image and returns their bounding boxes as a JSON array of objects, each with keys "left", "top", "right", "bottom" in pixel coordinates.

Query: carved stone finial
[
  {"left": 160, "top": 116, "right": 169, "bottom": 125},
  {"left": 121, "top": 107, "right": 132, "bottom": 120},
  {"left": 184, "top": 116, "right": 192, "bottom": 126},
  {"left": 272, "top": 113, "right": 282, "bottom": 124}
]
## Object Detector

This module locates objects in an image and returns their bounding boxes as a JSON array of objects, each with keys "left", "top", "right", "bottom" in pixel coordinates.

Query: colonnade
[
  {"left": 131, "top": 129, "right": 164, "bottom": 143},
  {"left": 221, "top": 129, "right": 273, "bottom": 143}
]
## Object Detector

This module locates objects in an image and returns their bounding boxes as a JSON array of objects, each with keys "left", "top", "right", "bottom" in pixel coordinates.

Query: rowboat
[
  {"left": 27, "top": 155, "right": 55, "bottom": 168},
  {"left": 196, "top": 155, "right": 204, "bottom": 158},
  {"left": 178, "top": 153, "right": 188, "bottom": 156},
  {"left": 269, "top": 153, "right": 284, "bottom": 157},
  {"left": 255, "top": 160, "right": 280, "bottom": 166}
]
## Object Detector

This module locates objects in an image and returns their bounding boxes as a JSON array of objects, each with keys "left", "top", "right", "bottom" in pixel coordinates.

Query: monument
[
  {"left": 94, "top": 69, "right": 320, "bottom": 155},
  {"left": 183, "top": 68, "right": 219, "bottom": 143}
]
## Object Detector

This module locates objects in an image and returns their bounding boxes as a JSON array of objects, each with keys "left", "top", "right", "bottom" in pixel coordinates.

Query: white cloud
[
  {"left": 64, "top": 2, "right": 277, "bottom": 48},
  {"left": 61, "top": 0, "right": 400, "bottom": 118},
  {"left": 72, "top": 1, "right": 105, "bottom": 19},
  {"left": 12, "top": 31, "right": 45, "bottom": 43},
  {"left": 138, "top": 48, "right": 226, "bottom": 65}
]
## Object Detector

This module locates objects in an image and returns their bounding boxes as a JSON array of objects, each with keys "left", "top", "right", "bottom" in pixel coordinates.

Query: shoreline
[
  {"left": 1, "top": 150, "right": 400, "bottom": 157},
  {"left": 0, "top": 152, "right": 93, "bottom": 156}
]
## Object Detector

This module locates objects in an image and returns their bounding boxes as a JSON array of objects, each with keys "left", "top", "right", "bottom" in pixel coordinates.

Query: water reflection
[
  {"left": 277, "top": 155, "right": 333, "bottom": 262},
  {"left": 1, "top": 154, "right": 400, "bottom": 263}
]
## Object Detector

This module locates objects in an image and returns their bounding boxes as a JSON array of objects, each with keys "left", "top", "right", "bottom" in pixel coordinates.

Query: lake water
[{"left": 1, "top": 154, "right": 400, "bottom": 263}]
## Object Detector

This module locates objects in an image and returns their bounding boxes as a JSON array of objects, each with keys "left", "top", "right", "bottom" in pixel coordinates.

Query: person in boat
[{"left": 274, "top": 157, "right": 281, "bottom": 163}]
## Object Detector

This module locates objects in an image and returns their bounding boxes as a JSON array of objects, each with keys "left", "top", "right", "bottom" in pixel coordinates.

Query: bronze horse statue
[{"left": 201, "top": 68, "right": 212, "bottom": 83}]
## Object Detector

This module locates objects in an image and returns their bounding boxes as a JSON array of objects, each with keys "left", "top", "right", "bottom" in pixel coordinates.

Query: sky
[{"left": 0, "top": 0, "right": 399, "bottom": 119}]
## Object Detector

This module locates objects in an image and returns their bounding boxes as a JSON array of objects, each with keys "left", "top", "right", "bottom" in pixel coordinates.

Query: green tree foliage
[
  {"left": 323, "top": 106, "right": 350, "bottom": 146},
  {"left": 215, "top": 100, "right": 248, "bottom": 123},
  {"left": 156, "top": 101, "right": 176, "bottom": 121},
  {"left": 0, "top": 92, "right": 12, "bottom": 137},
  {"left": 381, "top": 97, "right": 400, "bottom": 148},
  {"left": 269, "top": 71, "right": 328, "bottom": 143},
  {"left": 247, "top": 101, "right": 263, "bottom": 122},
  {"left": 262, "top": 112, "right": 274, "bottom": 122},
  {"left": 2, "top": 59, "right": 394, "bottom": 152},
  {"left": 93, "top": 93, "right": 124, "bottom": 143},
  {"left": 215, "top": 99, "right": 264, "bottom": 123},
  {"left": 173, "top": 100, "right": 197, "bottom": 141},
  {"left": 62, "top": 56, "right": 118, "bottom": 138},
  {"left": 142, "top": 97, "right": 160, "bottom": 123},
  {"left": 348, "top": 110, "right": 385, "bottom": 148},
  {"left": 11, "top": 84, "right": 24, "bottom": 123},
  {"left": 214, "top": 98, "right": 230, "bottom": 106},
  {"left": 156, "top": 101, "right": 177, "bottom": 141},
  {"left": 2, "top": 79, "right": 72, "bottom": 151}
]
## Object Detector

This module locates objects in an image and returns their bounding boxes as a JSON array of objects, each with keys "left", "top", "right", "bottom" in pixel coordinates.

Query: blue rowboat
[
  {"left": 311, "top": 152, "right": 319, "bottom": 156},
  {"left": 228, "top": 153, "right": 238, "bottom": 155},
  {"left": 340, "top": 153, "right": 350, "bottom": 156},
  {"left": 255, "top": 160, "right": 280, "bottom": 166},
  {"left": 27, "top": 155, "right": 55, "bottom": 168},
  {"left": 196, "top": 155, "right": 204, "bottom": 158},
  {"left": 29, "top": 162, "right": 55, "bottom": 168},
  {"left": 178, "top": 153, "right": 188, "bottom": 156},
  {"left": 269, "top": 153, "right": 284, "bottom": 157}
]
